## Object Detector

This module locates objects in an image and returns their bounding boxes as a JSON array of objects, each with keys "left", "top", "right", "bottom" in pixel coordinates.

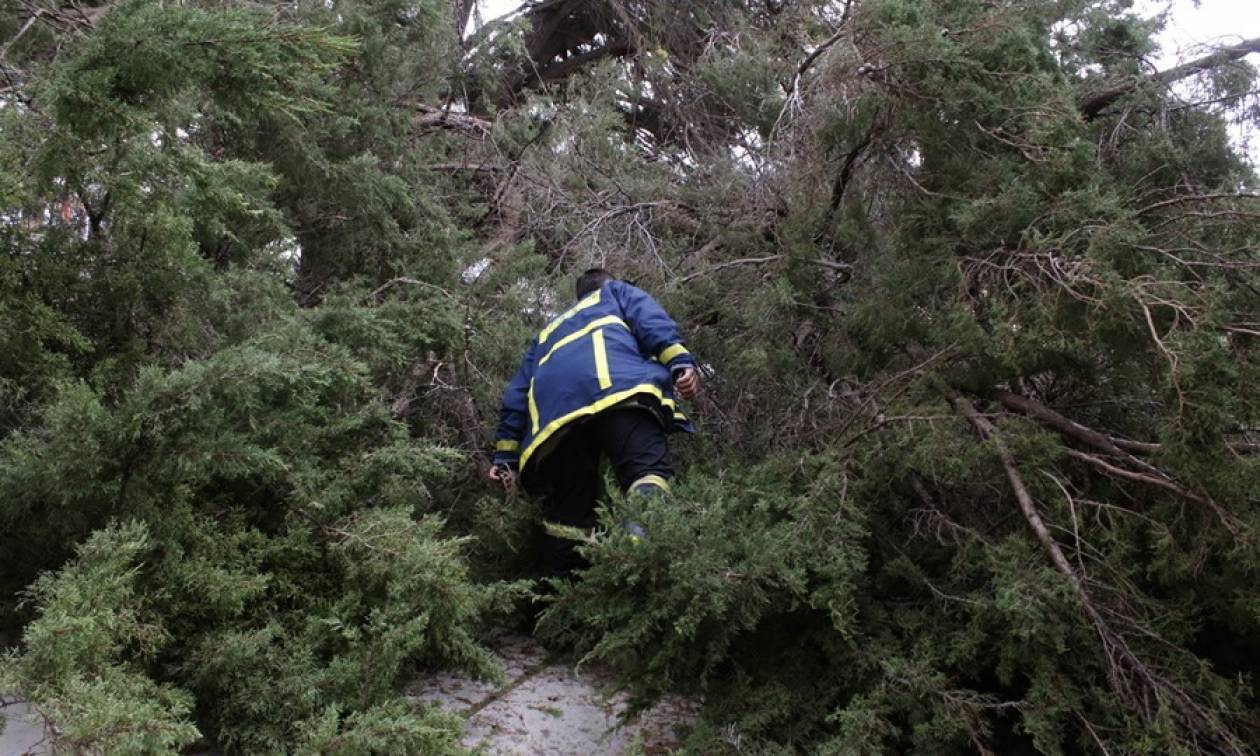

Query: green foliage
[
  {"left": 0, "top": 1, "right": 504, "bottom": 749},
  {"left": 2, "top": 0, "right": 1259, "bottom": 752},
  {"left": 510, "top": 0, "right": 1260, "bottom": 751},
  {"left": 0, "top": 311, "right": 514, "bottom": 751},
  {"left": 538, "top": 460, "right": 867, "bottom": 730},
  {"left": 1, "top": 523, "right": 200, "bottom": 754}
]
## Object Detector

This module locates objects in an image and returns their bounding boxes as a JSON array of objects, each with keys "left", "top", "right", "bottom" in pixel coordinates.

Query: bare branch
[
  {"left": 992, "top": 389, "right": 1161, "bottom": 456},
  {"left": 772, "top": 1, "right": 855, "bottom": 134},
  {"left": 1081, "top": 37, "right": 1260, "bottom": 119},
  {"left": 1063, "top": 449, "right": 1239, "bottom": 533},
  {"left": 679, "top": 255, "right": 851, "bottom": 284},
  {"left": 413, "top": 103, "right": 493, "bottom": 137},
  {"left": 366, "top": 277, "right": 453, "bottom": 302}
]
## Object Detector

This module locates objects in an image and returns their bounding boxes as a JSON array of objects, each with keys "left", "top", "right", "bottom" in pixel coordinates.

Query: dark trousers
[{"left": 523, "top": 406, "right": 672, "bottom": 576}]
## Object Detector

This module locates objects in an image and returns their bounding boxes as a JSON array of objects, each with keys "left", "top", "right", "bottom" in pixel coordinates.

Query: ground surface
[
  {"left": 409, "top": 631, "right": 699, "bottom": 754},
  {"left": 0, "top": 701, "right": 47, "bottom": 756},
  {"left": 1, "top": 632, "right": 698, "bottom": 755}
]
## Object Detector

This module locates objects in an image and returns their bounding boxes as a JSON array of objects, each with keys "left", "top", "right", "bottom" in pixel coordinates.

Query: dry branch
[
  {"left": 942, "top": 386, "right": 1246, "bottom": 754},
  {"left": 992, "top": 389, "right": 1160, "bottom": 456},
  {"left": 680, "top": 255, "right": 850, "bottom": 284},
  {"left": 365, "top": 277, "right": 453, "bottom": 302},
  {"left": 413, "top": 104, "right": 493, "bottom": 136},
  {"left": 1081, "top": 36, "right": 1260, "bottom": 119},
  {"left": 990, "top": 389, "right": 1240, "bottom": 532},
  {"left": 1063, "top": 449, "right": 1239, "bottom": 533}
]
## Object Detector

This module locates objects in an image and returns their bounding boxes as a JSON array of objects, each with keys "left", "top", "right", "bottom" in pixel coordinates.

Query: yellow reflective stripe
[
  {"left": 521, "top": 384, "right": 669, "bottom": 471},
  {"left": 660, "top": 396, "right": 688, "bottom": 423},
  {"left": 593, "top": 330, "right": 612, "bottom": 389},
  {"left": 659, "top": 343, "right": 689, "bottom": 364},
  {"left": 495, "top": 439, "right": 519, "bottom": 453},
  {"left": 528, "top": 378, "right": 539, "bottom": 434},
  {"left": 538, "top": 290, "right": 601, "bottom": 344},
  {"left": 630, "top": 474, "right": 671, "bottom": 493},
  {"left": 537, "top": 316, "right": 628, "bottom": 367}
]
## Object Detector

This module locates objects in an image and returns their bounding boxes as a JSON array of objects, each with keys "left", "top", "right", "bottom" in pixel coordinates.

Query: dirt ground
[
  {"left": 409, "top": 631, "right": 700, "bottom": 754},
  {"left": 0, "top": 700, "right": 48, "bottom": 756}
]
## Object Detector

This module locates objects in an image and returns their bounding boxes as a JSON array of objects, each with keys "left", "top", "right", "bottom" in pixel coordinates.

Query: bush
[{"left": 0, "top": 317, "right": 518, "bottom": 753}]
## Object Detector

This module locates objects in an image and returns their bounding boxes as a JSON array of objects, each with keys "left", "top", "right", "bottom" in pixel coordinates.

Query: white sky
[
  {"left": 1142, "top": 0, "right": 1260, "bottom": 161},
  {"left": 474, "top": 0, "right": 1260, "bottom": 160}
]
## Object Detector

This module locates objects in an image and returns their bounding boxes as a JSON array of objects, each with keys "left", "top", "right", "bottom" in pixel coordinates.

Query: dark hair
[{"left": 575, "top": 268, "right": 614, "bottom": 300}]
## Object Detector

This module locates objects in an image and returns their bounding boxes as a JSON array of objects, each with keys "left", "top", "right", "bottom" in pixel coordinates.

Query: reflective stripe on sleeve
[
  {"left": 495, "top": 439, "right": 519, "bottom": 452},
  {"left": 528, "top": 378, "right": 539, "bottom": 434},
  {"left": 659, "top": 343, "right": 689, "bottom": 364}
]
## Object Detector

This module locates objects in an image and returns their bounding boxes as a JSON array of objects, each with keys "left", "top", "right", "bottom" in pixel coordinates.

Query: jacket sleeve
[
  {"left": 493, "top": 342, "right": 536, "bottom": 468},
  {"left": 609, "top": 280, "right": 696, "bottom": 372}
]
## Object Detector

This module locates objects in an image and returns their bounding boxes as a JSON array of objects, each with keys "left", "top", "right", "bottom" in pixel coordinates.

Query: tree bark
[{"left": 452, "top": 0, "right": 476, "bottom": 41}]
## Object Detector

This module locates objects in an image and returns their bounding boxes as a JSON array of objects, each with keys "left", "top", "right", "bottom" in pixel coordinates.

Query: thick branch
[
  {"left": 826, "top": 126, "right": 874, "bottom": 217},
  {"left": 946, "top": 390, "right": 1089, "bottom": 594},
  {"left": 1081, "top": 36, "right": 1260, "bottom": 119},
  {"left": 413, "top": 104, "right": 493, "bottom": 136},
  {"left": 496, "top": 0, "right": 602, "bottom": 105},
  {"left": 452, "top": 0, "right": 476, "bottom": 41},
  {"left": 539, "top": 41, "right": 630, "bottom": 84},
  {"left": 992, "top": 389, "right": 1160, "bottom": 456},
  {"left": 993, "top": 388, "right": 1255, "bottom": 459},
  {"left": 943, "top": 388, "right": 1246, "bottom": 752}
]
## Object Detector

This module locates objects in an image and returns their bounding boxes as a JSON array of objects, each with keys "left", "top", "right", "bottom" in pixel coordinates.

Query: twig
[
  {"left": 771, "top": 1, "right": 854, "bottom": 135},
  {"left": 366, "top": 277, "right": 453, "bottom": 302},
  {"left": 1063, "top": 449, "right": 1239, "bottom": 534},
  {"left": 1135, "top": 193, "right": 1260, "bottom": 216},
  {"left": 679, "top": 255, "right": 850, "bottom": 284}
]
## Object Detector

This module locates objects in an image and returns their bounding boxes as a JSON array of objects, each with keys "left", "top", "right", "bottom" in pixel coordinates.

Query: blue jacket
[{"left": 493, "top": 280, "right": 696, "bottom": 473}]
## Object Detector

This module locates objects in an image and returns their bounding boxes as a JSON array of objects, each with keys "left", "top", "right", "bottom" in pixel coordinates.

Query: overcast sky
[
  {"left": 1142, "top": 0, "right": 1260, "bottom": 65},
  {"left": 1140, "top": 0, "right": 1260, "bottom": 160}
]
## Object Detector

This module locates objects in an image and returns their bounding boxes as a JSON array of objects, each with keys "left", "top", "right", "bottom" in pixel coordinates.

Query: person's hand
[
  {"left": 487, "top": 463, "right": 517, "bottom": 490},
  {"left": 673, "top": 366, "right": 700, "bottom": 401}
]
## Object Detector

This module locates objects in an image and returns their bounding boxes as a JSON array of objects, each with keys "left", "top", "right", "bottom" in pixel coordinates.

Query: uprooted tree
[{"left": 1, "top": 0, "right": 1258, "bottom": 752}]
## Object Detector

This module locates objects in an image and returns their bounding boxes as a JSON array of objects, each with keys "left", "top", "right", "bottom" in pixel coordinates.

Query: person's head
[{"left": 575, "top": 267, "right": 614, "bottom": 300}]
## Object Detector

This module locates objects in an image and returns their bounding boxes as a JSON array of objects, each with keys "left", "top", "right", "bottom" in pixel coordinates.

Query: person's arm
[
  {"left": 609, "top": 281, "right": 699, "bottom": 398},
  {"left": 492, "top": 342, "right": 536, "bottom": 472}
]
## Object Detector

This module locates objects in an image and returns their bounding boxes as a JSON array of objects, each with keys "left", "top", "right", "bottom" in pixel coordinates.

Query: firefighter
[{"left": 487, "top": 268, "right": 699, "bottom": 575}]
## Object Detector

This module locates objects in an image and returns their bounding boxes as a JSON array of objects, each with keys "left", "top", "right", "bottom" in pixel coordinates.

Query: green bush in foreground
[{"left": 0, "top": 316, "right": 514, "bottom": 753}]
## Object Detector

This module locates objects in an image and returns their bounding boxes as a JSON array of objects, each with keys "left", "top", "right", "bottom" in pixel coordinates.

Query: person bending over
[{"left": 487, "top": 268, "right": 700, "bottom": 576}]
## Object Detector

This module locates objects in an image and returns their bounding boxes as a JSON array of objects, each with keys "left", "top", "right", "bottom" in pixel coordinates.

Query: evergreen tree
[{"left": 1, "top": 0, "right": 1257, "bottom": 752}]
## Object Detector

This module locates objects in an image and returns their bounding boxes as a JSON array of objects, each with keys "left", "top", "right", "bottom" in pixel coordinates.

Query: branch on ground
[{"left": 942, "top": 385, "right": 1247, "bottom": 755}]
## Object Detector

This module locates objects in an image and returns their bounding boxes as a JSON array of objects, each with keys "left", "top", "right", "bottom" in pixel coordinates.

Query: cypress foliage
[
  {"left": 0, "top": 0, "right": 512, "bottom": 750},
  {"left": 1, "top": 0, "right": 1257, "bottom": 753}
]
